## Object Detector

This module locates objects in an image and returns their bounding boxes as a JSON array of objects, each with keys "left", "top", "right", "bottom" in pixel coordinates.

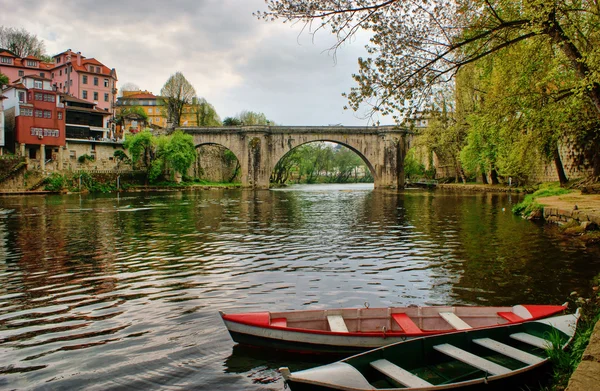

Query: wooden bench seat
[
  {"left": 391, "top": 313, "right": 422, "bottom": 334},
  {"left": 497, "top": 312, "right": 524, "bottom": 322},
  {"left": 434, "top": 343, "right": 511, "bottom": 375},
  {"left": 473, "top": 338, "right": 544, "bottom": 365},
  {"left": 370, "top": 359, "right": 433, "bottom": 387},
  {"left": 439, "top": 312, "right": 473, "bottom": 330},
  {"left": 327, "top": 315, "right": 349, "bottom": 332},
  {"left": 510, "top": 333, "right": 552, "bottom": 349}
]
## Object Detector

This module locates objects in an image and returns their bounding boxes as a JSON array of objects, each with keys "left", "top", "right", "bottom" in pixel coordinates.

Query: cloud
[{"left": 0, "top": 0, "right": 384, "bottom": 125}]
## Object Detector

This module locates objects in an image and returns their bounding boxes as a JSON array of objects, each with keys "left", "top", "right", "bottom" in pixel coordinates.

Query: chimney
[{"left": 77, "top": 52, "right": 82, "bottom": 66}]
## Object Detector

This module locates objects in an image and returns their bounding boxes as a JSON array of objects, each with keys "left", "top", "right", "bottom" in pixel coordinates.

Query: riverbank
[{"left": 437, "top": 183, "right": 528, "bottom": 193}]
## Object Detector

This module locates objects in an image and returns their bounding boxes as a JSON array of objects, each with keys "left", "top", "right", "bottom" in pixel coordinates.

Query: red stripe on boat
[
  {"left": 522, "top": 305, "right": 567, "bottom": 319},
  {"left": 498, "top": 312, "right": 523, "bottom": 322}
]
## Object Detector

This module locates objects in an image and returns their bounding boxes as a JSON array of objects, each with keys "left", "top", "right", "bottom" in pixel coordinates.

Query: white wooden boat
[
  {"left": 280, "top": 311, "right": 579, "bottom": 390},
  {"left": 219, "top": 304, "right": 567, "bottom": 354}
]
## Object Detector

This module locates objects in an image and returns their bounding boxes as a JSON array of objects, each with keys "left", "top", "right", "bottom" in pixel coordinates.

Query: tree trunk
[
  {"left": 490, "top": 169, "right": 499, "bottom": 185},
  {"left": 553, "top": 146, "right": 569, "bottom": 185},
  {"left": 481, "top": 171, "right": 488, "bottom": 184},
  {"left": 546, "top": 16, "right": 600, "bottom": 117}
]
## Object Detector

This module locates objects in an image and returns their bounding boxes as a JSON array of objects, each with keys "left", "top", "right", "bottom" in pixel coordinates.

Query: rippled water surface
[{"left": 1, "top": 184, "right": 599, "bottom": 390}]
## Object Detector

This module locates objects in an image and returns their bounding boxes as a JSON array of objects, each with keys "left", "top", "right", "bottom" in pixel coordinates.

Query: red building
[{"left": 2, "top": 75, "right": 65, "bottom": 166}]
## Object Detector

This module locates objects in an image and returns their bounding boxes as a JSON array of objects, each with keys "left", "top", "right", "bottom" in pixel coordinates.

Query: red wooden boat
[{"left": 220, "top": 304, "right": 567, "bottom": 354}]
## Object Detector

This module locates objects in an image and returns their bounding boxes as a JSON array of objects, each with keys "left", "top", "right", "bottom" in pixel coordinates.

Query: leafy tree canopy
[{"left": 189, "top": 97, "right": 222, "bottom": 127}]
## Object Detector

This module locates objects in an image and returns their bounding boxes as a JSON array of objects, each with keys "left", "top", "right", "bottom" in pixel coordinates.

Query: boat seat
[
  {"left": 473, "top": 338, "right": 544, "bottom": 365},
  {"left": 391, "top": 313, "right": 421, "bottom": 334},
  {"left": 271, "top": 318, "right": 287, "bottom": 327},
  {"left": 510, "top": 332, "right": 552, "bottom": 349},
  {"left": 498, "top": 312, "right": 524, "bottom": 322},
  {"left": 439, "top": 312, "right": 473, "bottom": 330},
  {"left": 434, "top": 344, "right": 511, "bottom": 375},
  {"left": 327, "top": 315, "right": 349, "bottom": 332},
  {"left": 370, "top": 359, "right": 433, "bottom": 388}
]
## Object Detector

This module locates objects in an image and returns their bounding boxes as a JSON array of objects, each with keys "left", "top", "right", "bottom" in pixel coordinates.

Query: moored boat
[
  {"left": 280, "top": 311, "right": 579, "bottom": 390},
  {"left": 219, "top": 304, "right": 567, "bottom": 354}
]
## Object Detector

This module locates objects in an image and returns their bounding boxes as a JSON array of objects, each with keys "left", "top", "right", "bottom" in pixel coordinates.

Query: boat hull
[
  {"left": 280, "top": 313, "right": 579, "bottom": 391},
  {"left": 220, "top": 304, "right": 568, "bottom": 353}
]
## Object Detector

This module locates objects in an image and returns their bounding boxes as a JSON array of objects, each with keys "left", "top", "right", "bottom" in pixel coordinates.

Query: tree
[
  {"left": 160, "top": 130, "right": 197, "bottom": 178},
  {"left": 0, "top": 72, "right": 8, "bottom": 88},
  {"left": 159, "top": 72, "right": 196, "bottom": 127},
  {"left": 223, "top": 117, "right": 242, "bottom": 126},
  {"left": 190, "top": 97, "right": 221, "bottom": 126},
  {"left": 123, "top": 130, "right": 156, "bottom": 182},
  {"left": 0, "top": 26, "right": 46, "bottom": 58},
  {"left": 257, "top": 1, "right": 600, "bottom": 120},
  {"left": 115, "top": 106, "right": 148, "bottom": 126},
  {"left": 237, "top": 110, "right": 272, "bottom": 125}
]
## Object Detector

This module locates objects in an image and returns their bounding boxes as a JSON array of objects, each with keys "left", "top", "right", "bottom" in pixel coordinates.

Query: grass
[
  {"left": 512, "top": 183, "right": 572, "bottom": 217},
  {"left": 541, "top": 274, "right": 600, "bottom": 390}
]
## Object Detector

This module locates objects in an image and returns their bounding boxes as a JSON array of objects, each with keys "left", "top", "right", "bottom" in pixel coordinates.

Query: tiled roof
[{"left": 124, "top": 93, "right": 158, "bottom": 99}]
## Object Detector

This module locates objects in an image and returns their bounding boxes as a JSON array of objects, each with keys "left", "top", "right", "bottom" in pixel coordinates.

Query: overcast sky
[{"left": 0, "top": 0, "right": 387, "bottom": 126}]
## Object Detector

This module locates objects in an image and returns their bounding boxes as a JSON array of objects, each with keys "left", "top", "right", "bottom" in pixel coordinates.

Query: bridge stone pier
[{"left": 181, "top": 125, "right": 411, "bottom": 189}]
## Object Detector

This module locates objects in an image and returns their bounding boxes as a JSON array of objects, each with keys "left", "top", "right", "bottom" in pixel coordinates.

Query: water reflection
[{"left": 0, "top": 185, "right": 599, "bottom": 390}]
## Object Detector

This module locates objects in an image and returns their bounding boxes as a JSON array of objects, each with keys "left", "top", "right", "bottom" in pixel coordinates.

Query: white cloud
[{"left": 0, "top": 0, "right": 386, "bottom": 125}]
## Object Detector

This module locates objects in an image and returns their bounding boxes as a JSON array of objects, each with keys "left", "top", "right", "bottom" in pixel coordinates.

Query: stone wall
[
  {"left": 543, "top": 207, "right": 600, "bottom": 228},
  {"left": 60, "top": 140, "right": 127, "bottom": 172},
  {"left": 191, "top": 145, "right": 238, "bottom": 182}
]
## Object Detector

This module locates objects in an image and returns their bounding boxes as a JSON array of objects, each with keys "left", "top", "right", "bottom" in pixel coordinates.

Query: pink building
[
  {"left": 0, "top": 49, "right": 54, "bottom": 85},
  {"left": 51, "top": 50, "right": 118, "bottom": 113},
  {"left": 1, "top": 49, "right": 117, "bottom": 114}
]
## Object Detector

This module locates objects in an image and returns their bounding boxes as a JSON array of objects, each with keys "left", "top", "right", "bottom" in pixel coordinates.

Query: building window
[
  {"left": 96, "top": 66, "right": 101, "bottom": 73},
  {"left": 29, "top": 149, "right": 37, "bottom": 159},
  {"left": 83, "top": 90, "right": 88, "bottom": 99},
  {"left": 35, "top": 92, "right": 43, "bottom": 100},
  {"left": 34, "top": 80, "right": 42, "bottom": 89},
  {"left": 26, "top": 60, "right": 37, "bottom": 66},
  {"left": 91, "top": 143, "right": 96, "bottom": 150},
  {"left": 93, "top": 77, "right": 98, "bottom": 86},
  {"left": 18, "top": 70, "right": 24, "bottom": 76},
  {"left": 148, "top": 108, "right": 152, "bottom": 113},
  {"left": 43, "top": 110, "right": 52, "bottom": 118},
  {"left": 59, "top": 69, "right": 62, "bottom": 76},
  {"left": 104, "top": 93, "right": 109, "bottom": 102},
  {"left": 40, "top": 72, "right": 45, "bottom": 78},
  {"left": 58, "top": 112, "right": 63, "bottom": 120},
  {"left": 56, "top": 57, "right": 61, "bottom": 63},
  {"left": 93, "top": 92, "right": 98, "bottom": 101},
  {"left": 18, "top": 92, "right": 26, "bottom": 103},
  {"left": 21, "top": 108, "right": 33, "bottom": 116},
  {"left": 43, "top": 94, "right": 55, "bottom": 102},
  {"left": 1, "top": 56, "right": 12, "bottom": 64},
  {"left": 35, "top": 110, "right": 43, "bottom": 118},
  {"left": 70, "top": 150, "right": 76, "bottom": 159},
  {"left": 104, "top": 79, "right": 109, "bottom": 87},
  {"left": 82, "top": 75, "right": 88, "bottom": 84}
]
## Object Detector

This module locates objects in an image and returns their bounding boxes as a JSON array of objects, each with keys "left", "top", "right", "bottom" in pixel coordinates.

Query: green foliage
[
  {"left": 44, "top": 173, "right": 65, "bottom": 192},
  {"left": 160, "top": 130, "right": 197, "bottom": 177},
  {"left": 512, "top": 183, "right": 572, "bottom": 216},
  {"left": 190, "top": 97, "right": 221, "bottom": 126},
  {"left": 113, "top": 150, "right": 130, "bottom": 163},
  {"left": 77, "top": 154, "right": 95, "bottom": 163},
  {"left": 116, "top": 105, "right": 148, "bottom": 124},
  {"left": 0, "top": 72, "right": 8, "bottom": 88},
  {"left": 223, "top": 117, "right": 242, "bottom": 126},
  {"left": 271, "top": 142, "right": 371, "bottom": 185},
  {"left": 404, "top": 148, "right": 426, "bottom": 180},
  {"left": 122, "top": 129, "right": 197, "bottom": 183}
]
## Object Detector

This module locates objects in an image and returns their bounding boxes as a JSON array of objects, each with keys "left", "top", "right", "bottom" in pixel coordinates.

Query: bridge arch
[
  {"left": 182, "top": 125, "right": 410, "bottom": 189},
  {"left": 269, "top": 138, "right": 376, "bottom": 181}
]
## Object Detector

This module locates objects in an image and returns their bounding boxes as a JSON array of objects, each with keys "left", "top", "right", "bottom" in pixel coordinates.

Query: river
[{"left": 1, "top": 184, "right": 599, "bottom": 390}]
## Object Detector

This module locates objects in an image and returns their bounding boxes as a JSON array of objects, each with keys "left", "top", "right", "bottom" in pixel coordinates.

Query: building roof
[
  {"left": 51, "top": 50, "right": 117, "bottom": 80},
  {"left": 123, "top": 92, "right": 158, "bottom": 100},
  {"left": 59, "top": 93, "right": 95, "bottom": 106},
  {"left": 0, "top": 49, "right": 54, "bottom": 70},
  {"left": 66, "top": 106, "right": 112, "bottom": 115}
]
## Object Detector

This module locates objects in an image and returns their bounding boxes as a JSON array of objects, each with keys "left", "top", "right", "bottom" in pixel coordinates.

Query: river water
[{"left": 1, "top": 184, "right": 599, "bottom": 390}]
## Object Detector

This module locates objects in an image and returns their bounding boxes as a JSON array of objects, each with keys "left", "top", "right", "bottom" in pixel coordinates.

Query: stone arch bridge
[{"left": 181, "top": 125, "right": 412, "bottom": 189}]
